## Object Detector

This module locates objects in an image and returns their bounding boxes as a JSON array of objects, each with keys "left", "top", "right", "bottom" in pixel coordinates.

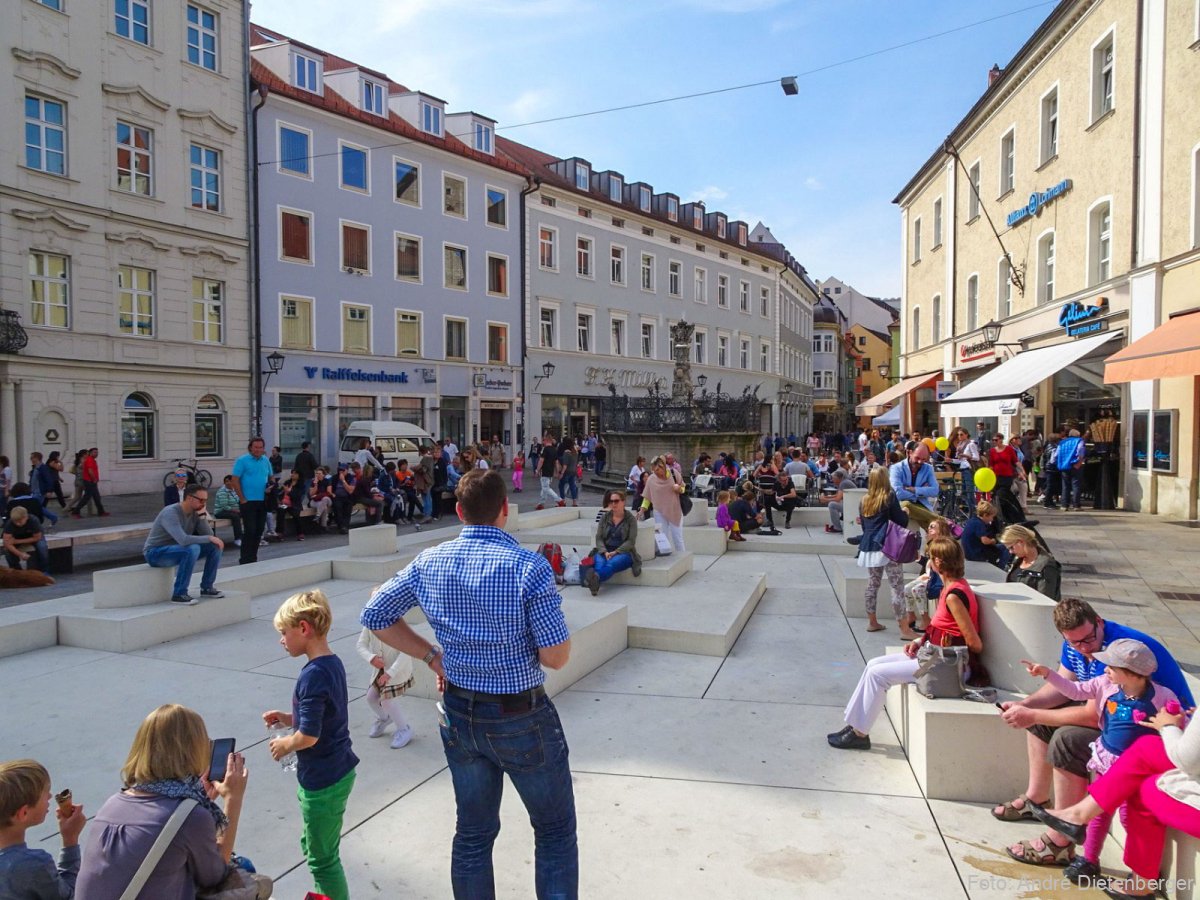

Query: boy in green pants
[{"left": 264, "top": 590, "right": 358, "bottom": 900}]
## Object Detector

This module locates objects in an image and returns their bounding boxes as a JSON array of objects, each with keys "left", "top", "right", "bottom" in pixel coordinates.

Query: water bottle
[{"left": 266, "top": 723, "right": 298, "bottom": 772}]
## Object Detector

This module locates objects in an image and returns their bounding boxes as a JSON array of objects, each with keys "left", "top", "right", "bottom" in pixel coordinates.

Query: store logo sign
[
  {"left": 302, "top": 366, "right": 409, "bottom": 384},
  {"left": 1006, "top": 178, "right": 1072, "bottom": 228},
  {"left": 1059, "top": 296, "right": 1109, "bottom": 336},
  {"left": 958, "top": 338, "right": 995, "bottom": 363}
]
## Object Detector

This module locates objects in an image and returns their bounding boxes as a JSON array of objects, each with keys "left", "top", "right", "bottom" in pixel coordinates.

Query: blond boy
[{"left": 0, "top": 759, "right": 85, "bottom": 899}]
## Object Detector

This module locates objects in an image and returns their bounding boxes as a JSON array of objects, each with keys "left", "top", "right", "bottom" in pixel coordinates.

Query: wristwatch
[{"left": 422, "top": 647, "right": 440, "bottom": 665}]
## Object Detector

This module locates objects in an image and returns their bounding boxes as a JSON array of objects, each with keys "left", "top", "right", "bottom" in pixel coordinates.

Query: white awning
[
  {"left": 940, "top": 330, "right": 1120, "bottom": 420},
  {"left": 856, "top": 371, "right": 937, "bottom": 416},
  {"left": 872, "top": 407, "right": 900, "bottom": 426}
]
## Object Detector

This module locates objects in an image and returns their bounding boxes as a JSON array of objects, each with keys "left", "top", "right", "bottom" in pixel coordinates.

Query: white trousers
[
  {"left": 652, "top": 511, "right": 686, "bottom": 553},
  {"left": 843, "top": 652, "right": 919, "bottom": 734},
  {"left": 539, "top": 476, "right": 561, "bottom": 503}
]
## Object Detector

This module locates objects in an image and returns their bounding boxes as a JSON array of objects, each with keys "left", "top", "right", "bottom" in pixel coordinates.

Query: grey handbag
[{"left": 913, "top": 643, "right": 969, "bottom": 699}]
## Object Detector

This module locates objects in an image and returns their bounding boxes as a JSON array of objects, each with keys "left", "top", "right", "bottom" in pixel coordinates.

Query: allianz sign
[{"left": 1006, "top": 178, "right": 1073, "bottom": 228}]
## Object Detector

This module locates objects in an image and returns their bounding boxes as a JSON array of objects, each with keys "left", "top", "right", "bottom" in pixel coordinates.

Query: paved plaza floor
[{"left": 2, "top": 505, "right": 1198, "bottom": 897}]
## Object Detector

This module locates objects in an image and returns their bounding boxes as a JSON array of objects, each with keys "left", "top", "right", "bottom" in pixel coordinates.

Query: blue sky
[{"left": 250, "top": 0, "right": 1058, "bottom": 298}]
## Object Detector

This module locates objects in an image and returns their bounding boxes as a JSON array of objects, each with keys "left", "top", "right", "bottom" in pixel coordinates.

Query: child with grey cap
[{"left": 1019, "top": 638, "right": 1180, "bottom": 881}]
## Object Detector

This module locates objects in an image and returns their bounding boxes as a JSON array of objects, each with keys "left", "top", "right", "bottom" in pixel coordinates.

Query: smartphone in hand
[{"left": 208, "top": 738, "right": 236, "bottom": 782}]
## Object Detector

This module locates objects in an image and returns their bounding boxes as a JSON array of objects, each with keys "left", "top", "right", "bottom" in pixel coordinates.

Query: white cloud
[
  {"left": 690, "top": 185, "right": 729, "bottom": 203},
  {"left": 804, "top": 176, "right": 824, "bottom": 191}
]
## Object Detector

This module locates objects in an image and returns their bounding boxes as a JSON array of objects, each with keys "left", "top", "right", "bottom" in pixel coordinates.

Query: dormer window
[
  {"left": 609, "top": 176, "right": 622, "bottom": 203},
  {"left": 693, "top": 208, "right": 703, "bottom": 230},
  {"left": 717, "top": 217, "right": 726, "bottom": 239},
  {"left": 667, "top": 197, "right": 678, "bottom": 222},
  {"left": 421, "top": 102, "right": 442, "bottom": 136},
  {"left": 575, "top": 164, "right": 590, "bottom": 191},
  {"left": 737, "top": 223, "right": 747, "bottom": 245},
  {"left": 639, "top": 186, "right": 651, "bottom": 212},
  {"left": 362, "top": 80, "right": 385, "bottom": 116},
  {"left": 474, "top": 122, "right": 492, "bottom": 154},
  {"left": 293, "top": 53, "right": 321, "bottom": 93}
]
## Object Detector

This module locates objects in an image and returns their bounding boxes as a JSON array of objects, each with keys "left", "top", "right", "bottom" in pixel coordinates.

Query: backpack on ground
[{"left": 537, "top": 542, "right": 565, "bottom": 578}]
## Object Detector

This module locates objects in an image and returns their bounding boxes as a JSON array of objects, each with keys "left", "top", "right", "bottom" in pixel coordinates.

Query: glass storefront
[
  {"left": 278, "top": 393, "right": 320, "bottom": 459},
  {"left": 439, "top": 397, "right": 466, "bottom": 447},
  {"left": 1051, "top": 346, "right": 1123, "bottom": 509},
  {"left": 338, "top": 395, "right": 375, "bottom": 439},
  {"left": 389, "top": 396, "right": 424, "bottom": 430}
]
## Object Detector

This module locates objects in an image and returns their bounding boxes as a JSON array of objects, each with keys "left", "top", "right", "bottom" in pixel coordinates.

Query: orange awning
[
  {"left": 1104, "top": 310, "right": 1200, "bottom": 383},
  {"left": 856, "top": 371, "right": 937, "bottom": 417}
]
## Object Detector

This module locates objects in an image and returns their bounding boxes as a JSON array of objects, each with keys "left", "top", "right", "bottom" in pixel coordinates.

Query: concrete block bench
[
  {"left": 1110, "top": 815, "right": 1200, "bottom": 897},
  {"left": 681, "top": 499, "right": 709, "bottom": 528},
  {"left": 58, "top": 590, "right": 251, "bottom": 653},
  {"left": 827, "top": 556, "right": 921, "bottom": 620},
  {"left": 609, "top": 551, "right": 692, "bottom": 588},
  {"left": 93, "top": 563, "right": 182, "bottom": 608},
  {"left": 349, "top": 523, "right": 398, "bottom": 558}
]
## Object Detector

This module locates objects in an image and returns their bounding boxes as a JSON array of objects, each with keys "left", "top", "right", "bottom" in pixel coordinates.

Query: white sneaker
[
  {"left": 389, "top": 724, "right": 413, "bottom": 749},
  {"left": 233, "top": 539, "right": 241, "bottom": 547},
  {"left": 368, "top": 718, "right": 390, "bottom": 738}
]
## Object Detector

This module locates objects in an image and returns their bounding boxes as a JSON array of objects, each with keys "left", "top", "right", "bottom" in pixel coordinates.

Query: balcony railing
[{"left": 813, "top": 388, "right": 838, "bottom": 401}]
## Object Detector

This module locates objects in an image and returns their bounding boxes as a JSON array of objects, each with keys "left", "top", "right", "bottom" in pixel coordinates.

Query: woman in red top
[
  {"left": 987, "top": 432, "right": 1023, "bottom": 525},
  {"left": 829, "top": 537, "right": 982, "bottom": 750}
]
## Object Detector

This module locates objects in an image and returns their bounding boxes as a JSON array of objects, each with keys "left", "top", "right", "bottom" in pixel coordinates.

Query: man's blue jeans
[
  {"left": 1060, "top": 467, "right": 1082, "bottom": 508},
  {"left": 558, "top": 473, "right": 578, "bottom": 501},
  {"left": 144, "top": 542, "right": 221, "bottom": 597},
  {"left": 591, "top": 551, "right": 632, "bottom": 583},
  {"left": 440, "top": 691, "right": 578, "bottom": 900}
]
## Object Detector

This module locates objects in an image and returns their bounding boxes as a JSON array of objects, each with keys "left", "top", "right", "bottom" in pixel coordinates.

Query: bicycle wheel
[
  {"left": 195, "top": 469, "right": 213, "bottom": 489},
  {"left": 162, "top": 470, "right": 178, "bottom": 489}
]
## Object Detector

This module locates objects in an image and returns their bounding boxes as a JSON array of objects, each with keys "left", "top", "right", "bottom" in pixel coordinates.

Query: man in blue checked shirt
[{"left": 361, "top": 468, "right": 577, "bottom": 899}]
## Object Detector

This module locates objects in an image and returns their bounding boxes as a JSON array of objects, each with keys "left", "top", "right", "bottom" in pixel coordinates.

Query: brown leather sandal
[
  {"left": 1005, "top": 833, "right": 1075, "bottom": 867},
  {"left": 991, "top": 794, "right": 1046, "bottom": 822}
]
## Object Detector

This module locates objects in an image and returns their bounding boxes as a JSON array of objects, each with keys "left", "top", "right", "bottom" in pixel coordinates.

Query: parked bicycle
[
  {"left": 935, "top": 476, "right": 972, "bottom": 526},
  {"left": 162, "top": 457, "right": 213, "bottom": 489}
]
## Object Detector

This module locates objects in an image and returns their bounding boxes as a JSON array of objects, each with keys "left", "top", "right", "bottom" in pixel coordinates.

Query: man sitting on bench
[
  {"left": 3, "top": 507, "right": 49, "bottom": 573},
  {"left": 143, "top": 483, "right": 225, "bottom": 604}
]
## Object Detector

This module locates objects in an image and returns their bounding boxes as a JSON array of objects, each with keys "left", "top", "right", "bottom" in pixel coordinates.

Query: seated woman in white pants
[
  {"left": 639, "top": 455, "right": 686, "bottom": 554},
  {"left": 828, "top": 536, "right": 982, "bottom": 750}
]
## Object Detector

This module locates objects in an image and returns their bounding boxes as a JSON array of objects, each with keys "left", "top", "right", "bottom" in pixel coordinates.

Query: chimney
[{"left": 988, "top": 64, "right": 1003, "bottom": 87}]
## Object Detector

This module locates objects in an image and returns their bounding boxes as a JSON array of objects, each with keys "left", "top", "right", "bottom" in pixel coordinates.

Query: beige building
[
  {"left": 1, "top": 0, "right": 250, "bottom": 495},
  {"left": 894, "top": 0, "right": 1200, "bottom": 518},
  {"left": 849, "top": 324, "right": 892, "bottom": 428}
]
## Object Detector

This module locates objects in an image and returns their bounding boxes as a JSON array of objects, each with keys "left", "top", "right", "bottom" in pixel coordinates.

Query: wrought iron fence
[
  {"left": 601, "top": 384, "right": 763, "bottom": 433},
  {"left": 0, "top": 310, "right": 28, "bottom": 354}
]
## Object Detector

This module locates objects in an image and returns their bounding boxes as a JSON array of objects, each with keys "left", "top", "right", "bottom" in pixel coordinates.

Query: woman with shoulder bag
[
  {"left": 1000, "top": 524, "right": 1062, "bottom": 602},
  {"left": 856, "top": 467, "right": 916, "bottom": 638},
  {"left": 76, "top": 703, "right": 270, "bottom": 899},
  {"left": 584, "top": 489, "right": 642, "bottom": 595},
  {"left": 829, "top": 537, "right": 982, "bottom": 750},
  {"left": 639, "top": 455, "right": 686, "bottom": 554}
]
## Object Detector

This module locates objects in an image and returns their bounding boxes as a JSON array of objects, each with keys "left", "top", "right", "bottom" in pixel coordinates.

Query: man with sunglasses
[
  {"left": 143, "top": 483, "right": 225, "bottom": 604},
  {"left": 993, "top": 598, "right": 1193, "bottom": 866}
]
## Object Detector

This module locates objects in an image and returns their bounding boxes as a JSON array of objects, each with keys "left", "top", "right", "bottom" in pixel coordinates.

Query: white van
[{"left": 338, "top": 421, "right": 438, "bottom": 469}]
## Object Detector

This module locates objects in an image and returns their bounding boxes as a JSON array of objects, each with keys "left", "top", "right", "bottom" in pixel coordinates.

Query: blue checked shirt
[{"left": 360, "top": 525, "right": 570, "bottom": 693}]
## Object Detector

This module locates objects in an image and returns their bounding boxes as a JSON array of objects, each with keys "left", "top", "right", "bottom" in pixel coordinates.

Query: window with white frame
[
  {"left": 639, "top": 186, "right": 651, "bottom": 211},
  {"left": 912, "top": 217, "right": 922, "bottom": 262},
  {"left": 968, "top": 161, "right": 981, "bottom": 220},
  {"left": 668, "top": 261, "right": 681, "bottom": 296},
  {"left": 575, "top": 164, "right": 589, "bottom": 191},
  {"left": 444, "top": 317, "right": 466, "bottom": 359},
  {"left": 610, "top": 245, "right": 625, "bottom": 285},
  {"left": 342, "top": 304, "right": 370, "bottom": 353},
  {"left": 577, "top": 313, "right": 593, "bottom": 353},
  {"left": 115, "top": 0, "right": 151, "bottom": 44},
  {"left": 121, "top": 392, "right": 156, "bottom": 459},
  {"left": 186, "top": 5, "right": 218, "bottom": 70},
  {"left": 280, "top": 296, "right": 313, "bottom": 349},
  {"left": 293, "top": 53, "right": 321, "bottom": 92},
  {"left": 486, "top": 187, "right": 506, "bottom": 227},
  {"left": 966, "top": 274, "right": 979, "bottom": 331},
  {"left": 609, "top": 176, "right": 622, "bottom": 202},
  {"left": 911, "top": 308, "right": 920, "bottom": 351},
  {"left": 933, "top": 198, "right": 943, "bottom": 247},
  {"left": 443, "top": 244, "right": 467, "bottom": 290},
  {"left": 487, "top": 323, "right": 507, "bottom": 363},
  {"left": 395, "top": 234, "right": 420, "bottom": 281},
  {"left": 760, "top": 342, "right": 770, "bottom": 373},
  {"left": 693, "top": 330, "right": 706, "bottom": 365},
  {"left": 189, "top": 144, "right": 220, "bottom": 211},
  {"left": 421, "top": 102, "right": 442, "bottom": 136},
  {"left": 194, "top": 395, "right": 224, "bottom": 458},
  {"left": 24, "top": 94, "right": 66, "bottom": 176},
  {"left": 610, "top": 317, "right": 625, "bottom": 356},
  {"left": 717, "top": 217, "right": 726, "bottom": 238},
  {"left": 28, "top": 251, "right": 69, "bottom": 328},
  {"left": 667, "top": 197, "right": 678, "bottom": 221},
  {"left": 576, "top": 237, "right": 593, "bottom": 277},
  {"left": 396, "top": 311, "right": 420, "bottom": 356},
  {"left": 191, "top": 278, "right": 223, "bottom": 343},
  {"left": 34, "top": 0, "right": 63, "bottom": 10},
  {"left": 1041, "top": 87, "right": 1059, "bottom": 163},
  {"left": 539, "top": 306, "right": 556, "bottom": 348},
  {"left": 340, "top": 143, "right": 368, "bottom": 191},
  {"left": 474, "top": 122, "right": 492, "bottom": 154},
  {"left": 760, "top": 286, "right": 770, "bottom": 317},
  {"left": 640, "top": 253, "right": 655, "bottom": 291},
  {"left": 1000, "top": 129, "right": 1016, "bottom": 195},
  {"left": 1092, "top": 33, "right": 1114, "bottom": 121},
  {"left": 1037, "top": 231, "right": 1056, "bottom": 304},
  {"left": 694, "top": 267, "right": 706, "bottom": 303},
  {"left": 117, "top": 265, "right": 154, "bottom": 336},
  {"left": 486, "top": 254, "right": 507, "bottom": 296},
  {"left": 116, "top": 121, "right": 153, "bottom": 195},
  {"left": 931, "top": 294, "right": 941, "bottom": 342},
  {"left": 739, "top": 338, "right": 750, "bottom": 369},
  {"left": 443, "top": 174, "right": 466, "bottom": 217},
  {"left": 717, "top": 274, "right": 729, "bottom": 307},
  {"left": 362, "top": 80, "right": 385, "bottom": 115},
  {"left": 394, "top": 159, "right": 419, "bottom": 205},
  {"left": 641, "top": 321, "right": 655, "bottom": 359},
  {"left": 1194, "top": 146, "right": 1200, "bottom": 249},
  {"left": 717, "top": 333, "right": 729, "bottom": 367},
  {"left": 738, "top": 223, "right": 747, "bottom": 245},
  {"left": 1090, "top": 202, "right": 1112, "bottom": 284},
  {"left": 538, "top": 227, "right": 556, "bottom": 269},
  {"left": 692, "top": 208, "right": 702, "bottom": 230},
  {"left": 279, "top": 125, "right": 311, "bottom": 177},
  {"left": 998, "top": 258, "right": 1013, "bottom": 318},
  {"left": 341, "top": 222, "right": 369, "bottom": 272}
]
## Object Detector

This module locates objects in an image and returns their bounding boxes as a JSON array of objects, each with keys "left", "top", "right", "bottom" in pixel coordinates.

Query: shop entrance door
[
  {"left": 568, "top": 412, "right": 587, "bottom": 440},
  {"left": 480, "top": 408, "right": 507, "bottom": 446}
]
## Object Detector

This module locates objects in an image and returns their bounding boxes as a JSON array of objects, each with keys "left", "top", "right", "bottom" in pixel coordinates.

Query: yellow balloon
[
  {"left": 974, "top": 467, "right": 997, "bottom": 492},
  {"left": 935, "top": 436, "right": 950, "bottom": 452}
]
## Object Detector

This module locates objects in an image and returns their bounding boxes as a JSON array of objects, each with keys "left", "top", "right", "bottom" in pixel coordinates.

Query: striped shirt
[{"left": 360, "top": 525, "right": 570, "bottom": 693}]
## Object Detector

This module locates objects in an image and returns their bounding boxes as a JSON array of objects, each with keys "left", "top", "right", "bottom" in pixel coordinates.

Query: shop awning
[
  {"left": 940, "top": 330, "right": 1120, "bottom": 420},
  {"left": 1104, "top": 310, "right": 1200, "bottom": 383},
  {"left": 856, "top": 371, "right": 937, "bottom": 417},
  {"left": 872, "top": 407, "right": 900, "bottom": 426}
]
